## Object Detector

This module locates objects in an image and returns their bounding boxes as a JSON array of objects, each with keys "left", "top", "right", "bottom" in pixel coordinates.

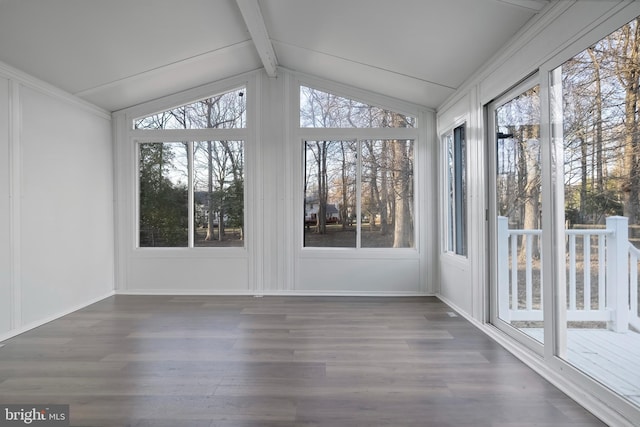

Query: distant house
[
  {"left": 194, "top": 191, "right": 227, "bottom": 227},
  {"left": 305, "top": 198, "right": 340, "bottom": 224}
]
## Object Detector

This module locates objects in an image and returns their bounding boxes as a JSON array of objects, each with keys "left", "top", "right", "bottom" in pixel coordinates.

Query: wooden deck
[{"left": 524, "top": 328, "right": 640, "bottom": 406}]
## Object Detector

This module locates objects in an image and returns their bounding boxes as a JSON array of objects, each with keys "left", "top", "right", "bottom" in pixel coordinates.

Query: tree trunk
[
  {"left": 587, "top": 47, "right": 605, "bottom": 195},
  {"left": 205, "top": 140, "right": 215, "bottom": 241},
  {"left": 218, "top": 205, "right": 225, "bottom": 241},
  {"left": 392, "top": 139, "right": 412, "bottom": 248},
  {"left": 315, "top": 141, "right": 328, "bottom": 234},
  {"left": 379, "top": 142, "right": 389, "bottom": 235},
  {"left": 204, "top": 100, "right": 216, "bottom": 241},
  {"left": 340, "top": 143, "right": 349, "bottom": 229},
  {"left": 619, "top": 20, "right": 640, "bottom": 225},
  {"left": 521, "top": 122, "right": 541, "bottom": 259},
  {"left": 580, "top": 136, "right": 588, "bottom": 222}
]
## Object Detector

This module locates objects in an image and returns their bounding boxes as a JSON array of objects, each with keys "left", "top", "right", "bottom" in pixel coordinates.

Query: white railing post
[
  {"left": 497, "top": 216, "right": 510, "bottom": 322},
  {"left": 630, "top": 247, "right": 639, "bottom": 330},
  {"left": 606, "top": 216, "right": 629, "bottom": 333}
]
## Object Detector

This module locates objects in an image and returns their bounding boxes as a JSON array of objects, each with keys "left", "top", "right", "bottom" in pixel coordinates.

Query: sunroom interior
[{"left": 2, "top": 0, "right": 640, "bottom": 425}]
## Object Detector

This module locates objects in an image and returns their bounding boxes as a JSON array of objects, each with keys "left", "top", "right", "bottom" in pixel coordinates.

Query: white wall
[
  {"left": 297, "top": 256, "right": 420, "bottom": 294},
  {"left": 436, "top": 93, "right": 473, "bottom": 314},
  {"left": 0, "top": 76, "right": 10, "bottom": 335},
  {"left": 0, "top": 63, "right": 114, "bottom": 340},
  {"left": 114, "top": 69, "right": 435, "bottom": 295}
]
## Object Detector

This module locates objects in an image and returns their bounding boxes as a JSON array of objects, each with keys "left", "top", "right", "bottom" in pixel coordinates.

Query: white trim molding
[{"left": 0, "top": 60, "right": 110, "bottom": 119}]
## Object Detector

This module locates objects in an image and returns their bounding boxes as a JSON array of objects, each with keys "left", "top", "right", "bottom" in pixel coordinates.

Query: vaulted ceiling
[{"left": 0, "top": 0, "right": 550, "bottom": 112}]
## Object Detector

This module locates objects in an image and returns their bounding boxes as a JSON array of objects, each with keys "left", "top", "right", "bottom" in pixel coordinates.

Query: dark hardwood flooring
[{"left": 0, "top": 295, "right": 605, "bottom": 426}]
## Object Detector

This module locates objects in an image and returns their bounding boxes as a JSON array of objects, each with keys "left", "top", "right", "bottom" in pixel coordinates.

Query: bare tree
[
  {"left": 391, "top": 138, "right": 414, "bottom": 247},
  {"left": 300, "top": 86, "right": 415, "bottom": 247},
  {"left": 614, "top": 19, "right": 640, "bottom": 224}
]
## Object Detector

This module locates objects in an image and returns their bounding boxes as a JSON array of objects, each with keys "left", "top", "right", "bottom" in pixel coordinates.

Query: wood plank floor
[{"left": 0, "top": 296, "right": 605, "bottom": 427}]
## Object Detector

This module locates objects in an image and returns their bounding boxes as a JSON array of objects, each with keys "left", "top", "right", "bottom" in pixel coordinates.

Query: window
[
  {"left": 138, "top": 141, "right": 244, "bottom": 248},
  {"left": 300, "top": 85, "right": 416, "bottom": 248},
  {"left": 304, "top": 139, "right": 414, "bottom": 248},
  {"left": 304, "top": 140, "right": 357, "bottom": 247},
  {"left": 361, "top": 139, "right": 414, "bottom": 248},
  {"left": 134, "top": 87, "right": 246, "bottom": 129},
  {"left": 491, "top": 83, "right": 542, "bottom": 341},
  {"left": 139, "top": 142, "right": 188, "bottom": 247},
  {"left": 193, "top": 141, "right": 244, "bottom": 247},
  {"left": 443, "top": 124, "right": 467, "bottom": 256},
  {"left": 135, "top": 86, "right": 246, "bottom": 248},
  {"left": 300, "top": 86, "right": 415, "bottom": 128}
]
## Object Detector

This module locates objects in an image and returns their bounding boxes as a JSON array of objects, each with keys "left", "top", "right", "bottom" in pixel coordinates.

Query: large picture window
[
  {"left": 138, "top": 141, "right": 244, "bottom": 248},
  {"left": 304, "top": 139, "right": 414, "bottom": 248},
  {"left": 134, "top": 87, "right": 246, "bottom": 248},
  {"left": 300, "top": 85, "right": 417, "bottom": 249}
]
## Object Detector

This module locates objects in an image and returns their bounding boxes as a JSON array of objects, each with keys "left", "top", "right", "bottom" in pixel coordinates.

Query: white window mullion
[
  {"left": 356, "top": 140, "right": 362, "bottom": 249},
  {"left": 134, "top": 141, "right": 141, "bottom": 249},
  {"left": 188, "top": 141, "right": 195, "bottom": 248},
  {"left": 547, "top": 66, "right": 566, "bottom": 359}
]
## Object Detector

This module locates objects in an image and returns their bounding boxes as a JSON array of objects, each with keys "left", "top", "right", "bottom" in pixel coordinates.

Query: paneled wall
[
  {"left": 0, "top": 76, "right": 10, "bottom": 334},
  {"left": 0, "top": 64, "right": 114, "bottom": 340}
]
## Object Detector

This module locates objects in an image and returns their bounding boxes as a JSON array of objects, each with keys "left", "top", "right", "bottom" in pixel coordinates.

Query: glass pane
[
  {"left": 443, "top": 126, "right": 467, "bottom": 255},
  {"left": 444, "top": 132, "right": 455, "bottom": 252},
  {"left": 134, "top": 87, "right": 246, "bottom": 129},
  {"left": 300, "top": 86, "right": 416, "bottom": 128},
  {"left": 553, "top": 15, "right": 640, "bottom": 407},
  {"left": 139, "top": 142, "right": 188, "bottom": 247},
  {"left": 361, "top": 140, "right": 415, "bottom": 248},
  {"left": 454, "top": 126, "right": 467, "bottom": 255},
  {"left": 193, "top": 141, "right": 244, "bottom": 247},
  {"left": 495, "top": 85, "right": 543, "bottom": 342},
  {"left": 304, "top": 141, "right": 357, "bottom": 247}
]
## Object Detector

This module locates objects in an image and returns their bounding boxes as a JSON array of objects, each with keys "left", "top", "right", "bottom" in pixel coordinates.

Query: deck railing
[{"left": 497, "top": 216, "right": 640, "bottom": 333}]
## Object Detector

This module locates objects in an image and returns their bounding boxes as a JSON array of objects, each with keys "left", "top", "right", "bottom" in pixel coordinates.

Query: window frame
[
  {"left": 128, "top": 80, "right": 252, "bottom": 252},
  {"left": 538, "top": 12, "right": 640, "bottom": 419},
  {"left": 487, "top": 74, "right": 545, "bottom": 356},
  {"left": 299, "top": 85, "right": 416, "bottom": 129},
  {"left": 535, "top": 8, "right": 640, "bottom": 423},
  {"left": 135, "top": 138, "right": 246, "bottom": 249},
  {"left": 302, "top": 138, "right": 416, "bottom": 249},
  {"left": 132, "top": 86, "right": 246, "bottom": 130},
  {"left": 295, "top": 79, "right": 421, "bottom": 253},
  {"left": 441, "top": 122, "right": 467, "bottom": 257}
]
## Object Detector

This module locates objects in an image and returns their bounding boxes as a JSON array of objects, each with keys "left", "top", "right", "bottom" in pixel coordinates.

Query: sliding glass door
[
  {"left": 488, "top": 18, "right": 640, "bottom": 410},
  {"left": 550, "top": 17, "right": 640, "bottom": 408},
  {"left": 489, "top": 76, "right": 544, "bottom": 348}
]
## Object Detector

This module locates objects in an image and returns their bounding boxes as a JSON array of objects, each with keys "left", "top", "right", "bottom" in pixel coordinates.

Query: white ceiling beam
[{"left": 235, "top": 0, "right": 278, "bottom": 78}]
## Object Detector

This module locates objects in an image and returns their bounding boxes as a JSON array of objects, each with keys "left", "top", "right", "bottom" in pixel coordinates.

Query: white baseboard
[
  {"left": 117, "top": 289, "right": 435, "bottom": 297},
  {"left": 116, "top": 289, "right": 254, "bottom": 296}
]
